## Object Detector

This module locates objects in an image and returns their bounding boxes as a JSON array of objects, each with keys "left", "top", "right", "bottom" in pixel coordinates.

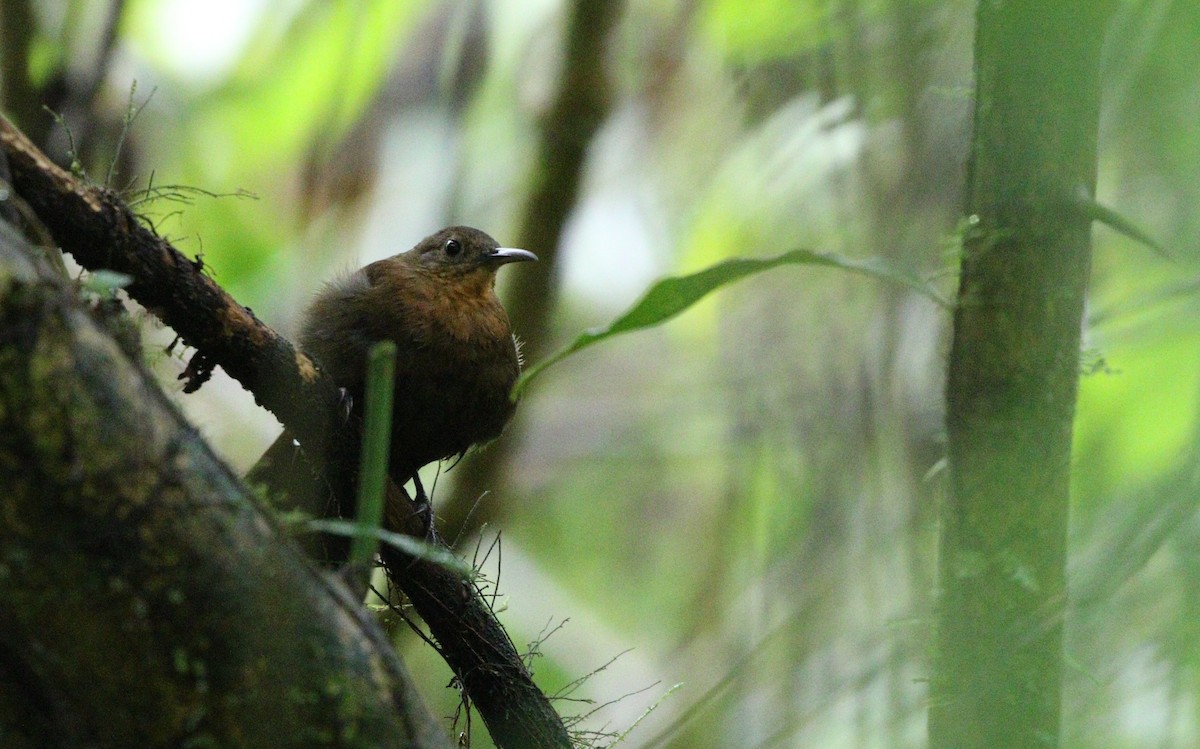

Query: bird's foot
[{"left": 410, "top": 473, "right": 436, "bottom": 542}]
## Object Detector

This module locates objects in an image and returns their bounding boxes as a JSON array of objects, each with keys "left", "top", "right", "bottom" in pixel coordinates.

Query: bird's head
[{"left": 407, "top": 226, "right": 537, "bottom": 280}]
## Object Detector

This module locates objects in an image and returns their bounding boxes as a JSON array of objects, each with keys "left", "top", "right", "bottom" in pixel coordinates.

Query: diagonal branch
[
  {"left": 0, "top": 115, "right": 343, "bottom": 456},
  {"left": 0, "top": 113, "right": 572, "bottom": 749}
]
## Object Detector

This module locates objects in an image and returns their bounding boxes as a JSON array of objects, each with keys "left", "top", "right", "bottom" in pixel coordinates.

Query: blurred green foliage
[
  {"left": 701, "top": 0, "right": 831, "bottom": 61},
  {"left": 3, "top": 0, "right": 1199, "bottom": 747}
]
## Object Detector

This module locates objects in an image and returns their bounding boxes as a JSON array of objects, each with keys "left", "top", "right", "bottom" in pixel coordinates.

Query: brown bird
[{"left": 249, "top": 226, "right": 535, "bottom": 542}]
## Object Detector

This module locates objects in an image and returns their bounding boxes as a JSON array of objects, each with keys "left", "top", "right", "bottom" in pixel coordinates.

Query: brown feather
[{"left": 246, "top": 226, "right": 534, "bottom": 542}]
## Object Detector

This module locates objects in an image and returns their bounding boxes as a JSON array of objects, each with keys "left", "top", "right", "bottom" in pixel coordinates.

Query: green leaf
[
  {"left": 1073, "top": 192, "right": 1172, "bottom": 260},
  {"left": 82, "top": 269, "right": 133, "bottom": 293},
  {"left": 512, "top": 248, "right": 948, "bottom": 397}
]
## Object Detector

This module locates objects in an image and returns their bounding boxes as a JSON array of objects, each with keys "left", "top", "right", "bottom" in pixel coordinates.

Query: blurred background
[{"left": 2, "top": 0, "right": 1198, "bottom": 746}]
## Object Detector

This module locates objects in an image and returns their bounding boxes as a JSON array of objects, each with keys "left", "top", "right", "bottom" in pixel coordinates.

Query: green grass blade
[
  {"left": 349, "top": 340, "right": 397, "bottom": 566},
  {"left": 306, "top": 519, "right": 474, "bottom": 577}
]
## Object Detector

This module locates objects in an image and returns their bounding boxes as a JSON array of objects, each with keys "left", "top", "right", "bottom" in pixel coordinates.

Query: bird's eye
[{"left": 444, "top": 239, "right": 463, "bottom": 257}]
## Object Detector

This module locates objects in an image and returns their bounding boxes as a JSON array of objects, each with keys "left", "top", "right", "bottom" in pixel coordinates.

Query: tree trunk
[
  {"left": 0, "top": 221, "right": 451, "bottom": 749},
  {"left": 931, "top": 2, "right": 1112, "bottom": 748}
]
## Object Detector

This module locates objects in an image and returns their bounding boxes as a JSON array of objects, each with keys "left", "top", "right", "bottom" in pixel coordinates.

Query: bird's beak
[{"left": 487, "top": 247, "right": 538, "bottom": 265}]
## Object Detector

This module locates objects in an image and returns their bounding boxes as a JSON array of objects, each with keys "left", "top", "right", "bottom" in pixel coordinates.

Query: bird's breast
[{"left": 427, "top": 286, "right": 512, "bottom": 344}]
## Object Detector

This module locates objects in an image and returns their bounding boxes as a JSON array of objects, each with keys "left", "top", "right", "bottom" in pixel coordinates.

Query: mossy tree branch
[
  {"left": 0, "top": 220, "right": 450, "bottom": 748},
  {"left": 0, "top": 115, "right": 572, "bottom": 749}
]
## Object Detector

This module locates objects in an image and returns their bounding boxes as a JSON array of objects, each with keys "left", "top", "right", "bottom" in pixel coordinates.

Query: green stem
[{"left": 350, "top": 340, "right": 396, "bottom": 566}]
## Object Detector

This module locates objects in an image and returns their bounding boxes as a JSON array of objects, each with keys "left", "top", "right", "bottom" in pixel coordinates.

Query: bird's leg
[
  {"left": 410, "top": 472, "right": 436, "bottom": 540},
  {"left": 411, "top": 471, "right": 427, "bottom": 506}
]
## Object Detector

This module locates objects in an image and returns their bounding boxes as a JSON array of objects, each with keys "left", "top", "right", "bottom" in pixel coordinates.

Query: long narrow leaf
[
  {"left": 350, "top": 340, "right": 396, "bottom": 566},
  {"left": 306, "top": 519, "right": 474, "bottom": 576},
  {"left": 513, "top": 248, "right": 947, "bottom": 397},
  {"left": 1074, "top": 193, "right": 1172, "bottom": 261}
]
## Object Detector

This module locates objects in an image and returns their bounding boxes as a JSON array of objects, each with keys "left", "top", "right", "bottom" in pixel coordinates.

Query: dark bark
[
  {"left": 251, "top": 445, "right": 575, "bottom": 748},
  {"left": 0, "top": 221, "right": 450, "bottom": 748},
  {"left": 382, "top": 485, "right": 572, "bottom": 749},
  {"left": 931, "top": 3, "right": 1112, "bottom": 747},
  {"left": 1, "top": 114, "right": 572, "bottom": 749},
  {"left": 0, "top": 115, "right": 345, "bottom": 458}
]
